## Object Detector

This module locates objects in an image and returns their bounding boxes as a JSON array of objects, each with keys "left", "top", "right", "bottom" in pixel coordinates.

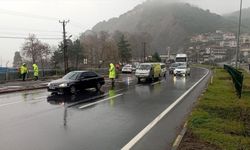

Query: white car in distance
[
  {"left": 174, "top": 65, "right": 190, "bottom": 76},
  {"left": 122, "top": 64, "right": 133, "bottom": 73}
]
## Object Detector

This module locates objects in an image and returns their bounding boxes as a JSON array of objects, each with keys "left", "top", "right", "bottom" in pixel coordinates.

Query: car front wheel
[
  {"left": 96, "top": 83, "right": 101, "bottom": 91},
  {"left": 70, "top": 86, "right": 76, "bottom": 94}
]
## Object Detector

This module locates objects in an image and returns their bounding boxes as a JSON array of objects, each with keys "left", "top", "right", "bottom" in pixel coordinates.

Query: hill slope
[
  {"left": 224, "top": 7, "right": 250, "bottom": 31},
  {"left": 92, "top": 1, "right": 237, "bottom": 53}
]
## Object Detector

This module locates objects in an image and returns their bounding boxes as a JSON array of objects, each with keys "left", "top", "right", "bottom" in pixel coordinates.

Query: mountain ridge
[{"left": 90, "top": 1, "right": 245, "bottom": 53}]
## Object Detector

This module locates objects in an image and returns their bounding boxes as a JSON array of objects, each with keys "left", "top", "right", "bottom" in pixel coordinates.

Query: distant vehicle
[
  {"left": 174, "top": 65, "right": 190, "bottom": 76},
  {"left": 132, "top": 63, "right": 140, "bottom": 72},
  {"left": 122, "top": 64, "right": 133, "bottom": 73},
  {"left": 160, "top": 63, "right": 167, "bottom": 77},
  {"left": 47, "top": 71, "right": 105, "bottom": 94},
  {"left": 135, "top": 63, "right": 161, "bottom": 83},
  {"left": 175, "top": 54, "right": 188, "bottom": 66},
  {"left": 169, "top": 63, "right": 181, "bottom": 74},
  {"left": 132, "top": 62, "right": 140, "bottom": 71}
]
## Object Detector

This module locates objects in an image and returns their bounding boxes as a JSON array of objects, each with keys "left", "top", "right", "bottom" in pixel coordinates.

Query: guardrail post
[{"left": 224, "top": 65, "right": 244, "bottom": 98}]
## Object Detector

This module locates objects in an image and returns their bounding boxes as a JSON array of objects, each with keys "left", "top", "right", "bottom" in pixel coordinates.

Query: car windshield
[
  {"left": 124, "top": 64, "right": 132, "bottom": 67},
  {"left": 177, "top": 66, "right": 187, "bottom": 69},
  {"left": 63, "top": 72, "right": 80, "bottom": 80},
  {"left": 171, "top": 63, "right": 179, "bottom": 67},
  {"left": 139, "top": 64, "right": 151, "bottom": 70}
]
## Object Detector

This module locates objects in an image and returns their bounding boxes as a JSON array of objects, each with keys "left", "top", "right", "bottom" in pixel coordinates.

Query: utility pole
[
  {"left": 142, "top": 42, "right": 146, "bottom": 62},
  {"left": 59, "top": 20, "right": 70, "bottom": 74},
  {"left": 236, "top": 0, "right": 243, "bottom": 69}
]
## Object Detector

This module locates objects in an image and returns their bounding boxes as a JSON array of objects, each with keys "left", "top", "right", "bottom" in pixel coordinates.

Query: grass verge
[{"left": 179, "top": 67, "right": 250, "bottom": 150}]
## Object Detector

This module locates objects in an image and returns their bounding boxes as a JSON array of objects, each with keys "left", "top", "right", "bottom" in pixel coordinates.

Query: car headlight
[
  {"left": 59, "top": 83, "right": 68, "bottom": 87},
  {"left": 47, "top": 83, "right": 51, "bottom": 86}
]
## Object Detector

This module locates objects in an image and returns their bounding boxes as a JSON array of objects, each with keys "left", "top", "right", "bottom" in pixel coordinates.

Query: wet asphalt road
[{"left": 0, "top": 67, "right": 209, "bottom": 150}]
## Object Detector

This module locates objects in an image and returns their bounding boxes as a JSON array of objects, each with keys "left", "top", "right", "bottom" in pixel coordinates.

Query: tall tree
[
  {"left": 151, "top": 52, "right": 161, "bottom": 62},
  {"left": 117, "top": 34, "right": 132, "bottom": 63},
  {"left": 38, "top": 43, "right": 51, "bottom": 74},
  {"left": 13, "top": 51, "right": 22, "bottom": 67},
  {"left": 21, "top": 34, "right": 40, "bottom": 64},
  {"left": 70, "top": 39, "right": 84, "bottom": 69},
  {"left": 50, "top": 43, "right": 63, "bottom": 69}
]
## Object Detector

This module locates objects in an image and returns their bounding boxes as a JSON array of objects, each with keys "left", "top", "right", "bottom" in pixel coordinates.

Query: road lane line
[
  {"left": 0, "top": 96, "right": 47, "bottom": 108},
  {"left": 150, "top": 81, "right": 160, "bottom": 86},
  {"left": 0, "top": 101, "right": 24, "bottom": 107},
  {"left": 121, "top": 69, "right": 209, "bottom": 150},
  {"left": 79, "top": 94, "right": 123, "bottom": 109}
]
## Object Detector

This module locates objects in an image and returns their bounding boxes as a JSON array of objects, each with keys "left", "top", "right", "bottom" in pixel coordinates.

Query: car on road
[
  {"left": 135, "top": 63, "right": 161, "bottom": 83},
  {"left": 160, "top": 63, "right": 167, "bottom": 77},
  {"left": 173, "top": 65, "right": 190, "bottom": 76},
  {"left": 122, "top": 64, "right": 133, "bottom": 73},
  {"left": 169, "top": 63, "right": 180, "bottom": 74},
  {"left": 47, "top": 71, "right": 105, "bottom": 94}
]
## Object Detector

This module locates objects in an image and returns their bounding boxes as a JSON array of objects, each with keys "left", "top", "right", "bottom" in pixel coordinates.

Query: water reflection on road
[{"left": 173, "top": 76, "right": 187, "bottom": 89}]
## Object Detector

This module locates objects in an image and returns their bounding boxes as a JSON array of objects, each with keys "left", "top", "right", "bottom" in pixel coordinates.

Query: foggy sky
[{"left": 0, "top": 0, "right": 249, "bottom": 67}]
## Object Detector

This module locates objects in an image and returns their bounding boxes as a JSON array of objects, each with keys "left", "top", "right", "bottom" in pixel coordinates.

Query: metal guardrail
[{"left": 224, "top": 65, "right": 244, "bottom": 98}]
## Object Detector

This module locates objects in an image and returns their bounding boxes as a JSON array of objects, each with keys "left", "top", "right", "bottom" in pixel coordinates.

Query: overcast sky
[{"left": 0, "top": 0, "right": 250, "bottom": 67}]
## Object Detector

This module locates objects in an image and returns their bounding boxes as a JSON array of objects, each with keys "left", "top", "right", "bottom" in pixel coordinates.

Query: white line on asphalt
[
  {"left": 0, "top": 101, "right": 24, "bottom": 107},
  {"left": 121, "top": 69, "right": 209, "bottom": 150},
  {"left": 78, "top": 94, "right": 123, "bottom": 109},
  {"left": 0, "top": 96, "right": 47, "bottom": 108},
  {"left": 150, "top": 81, "right": 161, "bottom": 86}
]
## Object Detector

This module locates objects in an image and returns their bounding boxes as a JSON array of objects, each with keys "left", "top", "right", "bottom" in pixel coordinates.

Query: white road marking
[
  {"left": 0, "top": 96, "right": 47, "bottom": 108},
  {"left": 121, "top": 69, "right": 209, "bottom": 150},
  {"left": 0, "top": 101, "right": 24, "bottom": 107},
  {"left": 79, "top": 94, "right": 123, "bottom": 109},
  {"left": 150, "top": 81, "right": 161, "bottom": 86}
]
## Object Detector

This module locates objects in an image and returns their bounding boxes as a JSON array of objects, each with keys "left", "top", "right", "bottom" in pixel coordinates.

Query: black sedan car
[{"left": 47, "top": 71, "right": 105, "bottom": 94}]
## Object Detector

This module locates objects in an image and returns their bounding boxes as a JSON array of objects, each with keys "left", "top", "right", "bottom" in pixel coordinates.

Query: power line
[
  {"left": 0, "top": 8, "right": 59, "bottom": 21},
  {"left": 0, "top": 27, "right": 61, "bottom": 33},
  {"left": 0, "top": 36, "right": 62, "bottom": 40},
  {"left": 0, "top": 32, "right": 61, "bottom": 37}
]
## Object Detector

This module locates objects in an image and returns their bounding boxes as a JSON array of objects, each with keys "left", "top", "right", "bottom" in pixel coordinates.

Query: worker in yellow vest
[
  {"left": 20, "top": 63, "right": 28, "bottom": 81},
  {"left": 32, "top": 64, "right": 39, "bottom": 81},
  {"left": 109, "top": 63, "right": 116, "bottom": 87}
]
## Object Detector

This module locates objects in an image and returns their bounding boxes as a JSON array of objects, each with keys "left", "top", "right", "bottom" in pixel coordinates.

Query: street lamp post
[{"left": 236, "top": 0, "right": 243, "bottom": 69}]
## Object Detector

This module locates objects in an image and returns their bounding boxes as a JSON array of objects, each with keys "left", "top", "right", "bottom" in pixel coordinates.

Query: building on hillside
[
  {"left": 223, "top": 32, "right": 236, "bottom": 40},
  {"left": 211, "top": 47, "right": 227, "bottom": 60},
  {"left": 190, "top": 34, "right": 208, "bottom": 43},
  {"left": 240, "top": 34, "right": 250, "bottom": 62},
  {"left": 220, "top": 40, "right": 237, "bottom": 48}
]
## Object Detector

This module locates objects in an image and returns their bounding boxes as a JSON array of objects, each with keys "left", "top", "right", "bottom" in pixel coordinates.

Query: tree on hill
[
  {"left": 117, "top": 34, "right": 131, "bottom": 63},
  {"left": 13, "top": 51, "right": 22, "bottom": 68},
  {"left": 151, "top": 52, "right": 161, "bottom": 62}
]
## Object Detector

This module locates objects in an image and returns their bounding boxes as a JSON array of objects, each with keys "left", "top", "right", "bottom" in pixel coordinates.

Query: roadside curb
[{"left": 171, "top": 122, "right": 188, "bottom": 150}]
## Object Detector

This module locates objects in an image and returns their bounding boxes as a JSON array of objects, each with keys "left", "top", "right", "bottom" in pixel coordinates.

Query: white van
[
  {"left": 135, "top": 63, "right": 161, "bottom": 83},
  {"left": 160, "top": 63, "right": 167, "bottom": 77}
]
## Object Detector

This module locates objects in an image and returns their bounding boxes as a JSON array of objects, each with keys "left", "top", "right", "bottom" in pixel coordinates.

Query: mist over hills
[
  {"left": 224, "top": 7, "right": 250, "bottom": 30},
  {"left": 90, "top": 1, "right": 246, "bottom": 53}
]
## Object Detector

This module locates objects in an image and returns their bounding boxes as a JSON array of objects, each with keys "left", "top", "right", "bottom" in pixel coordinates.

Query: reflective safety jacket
[
  {"left": 32, "top": 64, "right": 39, "bottom": 77},
  {"left": 20, "top": 65, "right": 28, "bottom": 75},
  {"left": 109, "top": 63, "right": 116, "bottom": 79}
]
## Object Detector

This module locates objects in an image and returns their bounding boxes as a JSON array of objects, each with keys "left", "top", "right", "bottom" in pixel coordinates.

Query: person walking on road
[
  {"left": 32, "top": 63, "right": 39, "bottom": 81},
  {"left": 20, "top": 63, "right": 28, "bottom": 81},
  {"left": 109, "top": 63, "right": 116, "bottom": 87}
]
